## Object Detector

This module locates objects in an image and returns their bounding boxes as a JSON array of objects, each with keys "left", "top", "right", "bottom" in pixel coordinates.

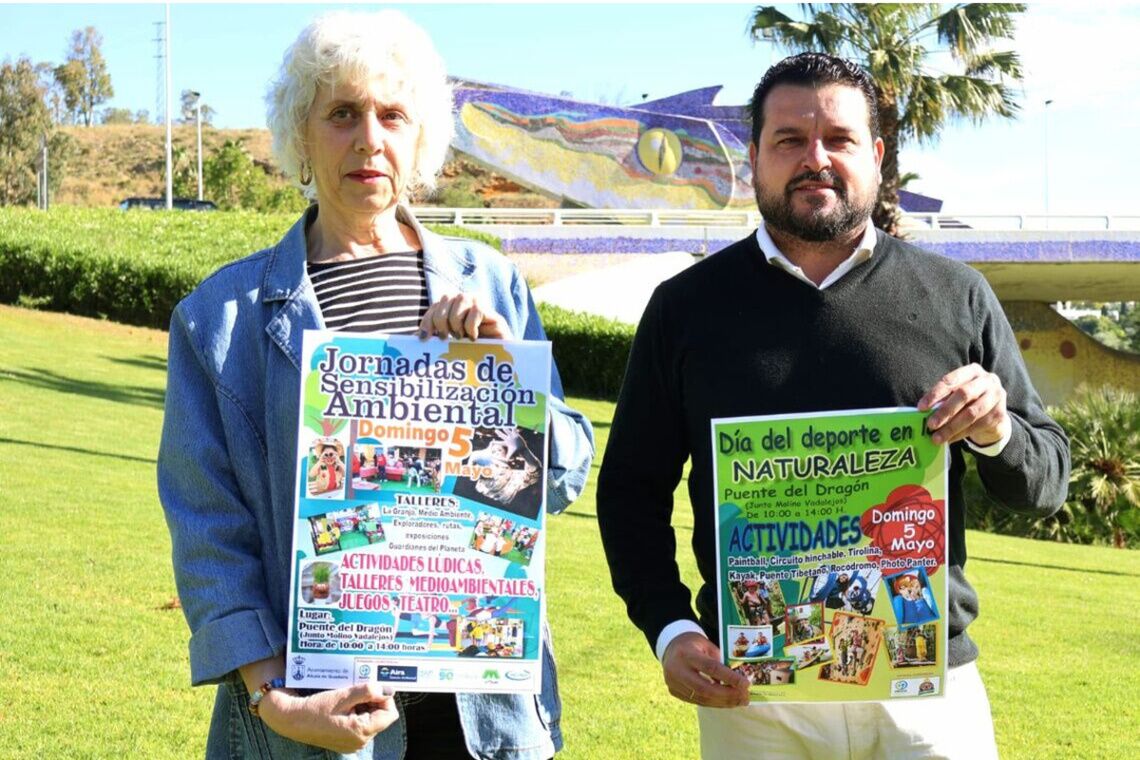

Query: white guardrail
[
  {"left": 410, "top": 207, "right": 1140, "bottom": 232},
  {"left": 411, "top": 208, "right": 762, "bottom": 227}
]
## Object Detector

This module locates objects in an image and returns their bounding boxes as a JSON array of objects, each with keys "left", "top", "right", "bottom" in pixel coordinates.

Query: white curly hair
[{"left": 266, "top": 10, "right": 454, "bottom": 201}]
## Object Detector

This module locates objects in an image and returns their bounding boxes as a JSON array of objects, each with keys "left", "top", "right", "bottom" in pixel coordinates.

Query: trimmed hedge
[
  {"left": 0, "top": 207, "right": 500, "bottom": 330},
  {"left": 0, "top": 207, "right": 633, "bottom": 397},
  {"left": 1, "top": 207, "right": 301, "bottom": 328},
  {"left": 538, "top": 303, "right": 634, "bottom": 400}
]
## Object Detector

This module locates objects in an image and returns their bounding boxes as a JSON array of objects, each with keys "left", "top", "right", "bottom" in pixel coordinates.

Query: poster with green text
[{"left": 712, "top": 407, "right": 948, "bottom": 703}]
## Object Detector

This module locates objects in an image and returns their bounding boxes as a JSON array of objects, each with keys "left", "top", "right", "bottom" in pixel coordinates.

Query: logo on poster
[
  {"left": 292, "top": 656, "right": 306, "bottom": 681},
  {"left": 357, "top": 664, "right": 371, "bottom": 679},
  {"left": 482, "top": 669, "right": 500, "bottom": 684},
  {"left": 890, "top": 678, "right": 921, "bottom": 697},
  {"left": 378, "top": 666, "right": 419, "bottom": 683},
  {"left": 890, "top": 676, "right": 940, "bottom": 697},
  {"left": 505, "top": 669, "right": 531, "bottom": 681}
]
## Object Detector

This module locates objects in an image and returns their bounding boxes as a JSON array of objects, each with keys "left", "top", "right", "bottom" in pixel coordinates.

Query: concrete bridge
[
  {"left": 439, "top": 80, "right": 1138, "bottom": 406},
  {"left": 419, "top": 209, "right": 1140, "bottom": 406}
]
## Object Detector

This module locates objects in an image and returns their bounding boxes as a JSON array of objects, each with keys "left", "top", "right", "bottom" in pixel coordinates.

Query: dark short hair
[{"left": 749, "top": 52, "right": 880, "bottom": 145}]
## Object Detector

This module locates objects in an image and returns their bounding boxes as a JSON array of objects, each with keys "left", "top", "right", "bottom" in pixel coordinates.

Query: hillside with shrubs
[{"left": 52, "top": 124, "right": 554, "bottom": 211}]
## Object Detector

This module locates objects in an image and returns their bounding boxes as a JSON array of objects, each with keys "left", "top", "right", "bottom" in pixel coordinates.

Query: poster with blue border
[
  {"left": 712, "top": 407, "right": 949, "bottom": 703},
  {"left": 285, "top": 330, "right": 551, "bottom": 694}
]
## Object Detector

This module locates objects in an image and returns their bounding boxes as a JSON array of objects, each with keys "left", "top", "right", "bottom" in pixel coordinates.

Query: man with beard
[{"left": 596, "top": 53, "right": 1068, "bottom": 758}]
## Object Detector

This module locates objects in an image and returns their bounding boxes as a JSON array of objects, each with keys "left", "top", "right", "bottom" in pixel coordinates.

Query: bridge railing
[
  {"left": 412, "top": 208, "right": 764, "bottom": 227},
  {"left": 412, "top": 207, "right": 1140, "bottom": 231},
  {"left": 907, "top": 213, "right": 1140, "bottom": 232}
]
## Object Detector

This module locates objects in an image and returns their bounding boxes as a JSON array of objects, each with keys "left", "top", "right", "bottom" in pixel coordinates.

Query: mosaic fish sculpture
[{"left": 452, "top": 81, "right": 755, "bottom": 210}]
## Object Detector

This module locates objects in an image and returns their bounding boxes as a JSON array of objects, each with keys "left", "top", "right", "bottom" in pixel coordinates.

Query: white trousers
[{"left": 697, "top": 661, "right": 998, "bottom": 760}]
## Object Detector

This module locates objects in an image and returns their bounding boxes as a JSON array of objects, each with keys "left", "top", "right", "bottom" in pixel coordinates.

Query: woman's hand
[
  {"left": 258, "top": 683, "right": 399, "bottom": 753},
  {"left": 419, "top": 293, "right": 513, "bottom": 340}
]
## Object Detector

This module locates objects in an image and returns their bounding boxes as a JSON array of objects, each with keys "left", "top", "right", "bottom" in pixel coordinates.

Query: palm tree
[
  {"left": 898, "top": 171, "right": 921, "bottom": 191},
  {"left": 748, "top": 4, "right": 1025, "bottom": 235},
  {"left": 1053, "top": 386, "right": 1140, "bottom": 548}
]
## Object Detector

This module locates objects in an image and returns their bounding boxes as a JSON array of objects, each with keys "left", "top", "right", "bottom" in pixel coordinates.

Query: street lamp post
[
  {"left": 164, "top": 2, "right": 172, "bottom": 210},
  {"left": 189, "top": 90, "right": 203, "bottom": 201},
  {"left": 1043, "top": 98, "right": 1053, "bottom": 227},
  {"left": 40, "top": 133, "right": 49, "bottom": 211}
]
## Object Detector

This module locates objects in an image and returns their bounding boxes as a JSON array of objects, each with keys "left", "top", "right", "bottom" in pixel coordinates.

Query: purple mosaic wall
[
  {"left": 449, "top": 80, "right": 949, "bottom": 215},
  {"left": 498, "top": 232, "right": 1140, "bottom": 260}
]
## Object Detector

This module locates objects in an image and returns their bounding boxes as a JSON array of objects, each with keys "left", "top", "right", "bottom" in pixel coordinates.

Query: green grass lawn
[{"left": 0, "top": 304, "right": 1135, "bottom": 759}]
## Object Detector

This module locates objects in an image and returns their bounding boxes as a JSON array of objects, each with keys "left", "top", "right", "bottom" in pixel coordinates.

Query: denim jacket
[{"left": 158, "top": 206, "right": 595, "bottom": 759}]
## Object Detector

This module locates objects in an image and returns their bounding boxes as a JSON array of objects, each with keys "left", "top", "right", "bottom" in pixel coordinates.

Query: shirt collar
[{"left": 755, "top": 221, "right": 877, "bottom": 290}]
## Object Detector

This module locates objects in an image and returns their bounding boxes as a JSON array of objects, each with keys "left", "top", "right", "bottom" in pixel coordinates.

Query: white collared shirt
[{"left": 754, "top": 220, "right": 878, "bottom": 290}]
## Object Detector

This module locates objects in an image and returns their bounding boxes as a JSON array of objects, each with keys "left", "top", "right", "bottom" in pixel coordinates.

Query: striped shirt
[
  {"left": 309, "top": 250, "right": 437, "bottom": 714},
  {"left": 307, "top": 251, "right": 429, "bottom": 334}
]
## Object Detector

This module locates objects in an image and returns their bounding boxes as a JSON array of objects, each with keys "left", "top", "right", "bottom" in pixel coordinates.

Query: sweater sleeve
[
  {"left": 596, "top": 286, "right": 699, "bottom": 652},
  {"left": 971, "top": 280, "right": 1071, "bottom": 514}
]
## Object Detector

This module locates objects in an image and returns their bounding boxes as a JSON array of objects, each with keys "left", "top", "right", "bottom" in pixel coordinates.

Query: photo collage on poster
[
  {"left": 724, "top": 566, "right": 942, "bottom": 689},
  {"left": 294, "top": 421, "right": 547, "bottom": 660},
  {"left": 713, "top": 408, "right": 949, "bottom": 702}
]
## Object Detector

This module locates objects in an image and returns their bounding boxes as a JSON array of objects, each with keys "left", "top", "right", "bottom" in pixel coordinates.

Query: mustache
[{"left": 786, "top": 170, "right": 846, "bottom": 196}]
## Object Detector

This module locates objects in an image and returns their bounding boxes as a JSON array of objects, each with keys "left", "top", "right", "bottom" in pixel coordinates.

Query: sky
[{"left": 2, "top": 2, "right": 1138, "bottom": 218}]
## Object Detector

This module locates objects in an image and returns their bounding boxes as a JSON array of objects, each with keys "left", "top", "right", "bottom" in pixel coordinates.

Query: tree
[
  {"left": 1073, "top": 314, "right": 1128, "bottom": 351},
  {"left": 53, "top": 59, "right": 84, "bottom": 123},
  {"left": 748, "top": 4, "right": 1025, "bottom": 235},
  {"left": 964, "top": 385, "right": 1140, "bottom": 548},
  {"left": 171, "top": 145, "right": 197, "bottom": 198},
  {"left": 55, "top": 26, "right": 114, "bottom": 127},
  {"left": 1053, "top": 386, "right": 1140, "bottom": 548},
  {"left": 202, "top": 138, "right": 305, "bottom": 212},
  {"left": 34, "top": 61, "right": 68, "bottom": 125},
  {"left": 1122, "top": 304, "right": 1140, "bottom": 353},
  {"left": 203, "top": 139, "right": 266, "bottom": 209},
  {"left": 44, "top": 131, "right": 74, "bottom": 197},
  {"left": 100, "top": 107, "right": 135, "bottom": 125},
  {"left": 0, "top": 57, "right": 53, "bottom": 205},
  {"left": 898, "top": 170, "right": 920, "bottom": 190}
]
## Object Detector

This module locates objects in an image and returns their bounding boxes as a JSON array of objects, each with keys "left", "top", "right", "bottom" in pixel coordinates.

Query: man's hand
[
  {"left": 419, "top": 293, "right": 513, "bottom": 340},
  {"left": 662, "top": 632, "right": 751, "bottom": 708},
  {"left": 918, "top": 363, "right": 1011, "bottom": 447},
  {"left": 259, "top": 683, "right": 399, "bottom": 753}
]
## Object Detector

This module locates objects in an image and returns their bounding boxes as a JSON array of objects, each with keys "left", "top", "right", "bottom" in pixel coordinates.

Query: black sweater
[{"left": 596, "top": 230, "right": 1070, "bottom": 667}]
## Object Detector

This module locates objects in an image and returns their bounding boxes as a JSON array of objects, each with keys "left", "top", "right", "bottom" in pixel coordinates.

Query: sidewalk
[{"left": 531, "top": 251, "right": 698, "bottom": 325}]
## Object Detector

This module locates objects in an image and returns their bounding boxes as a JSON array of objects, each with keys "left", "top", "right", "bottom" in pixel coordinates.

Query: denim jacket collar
[{"left": 259, "top": 204, "right": 471, "bottom": 370}]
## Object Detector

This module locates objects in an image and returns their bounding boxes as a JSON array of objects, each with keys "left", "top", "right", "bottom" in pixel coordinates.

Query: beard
[{"left": 755, "top": 169, "right": 877, "bottom": 242}]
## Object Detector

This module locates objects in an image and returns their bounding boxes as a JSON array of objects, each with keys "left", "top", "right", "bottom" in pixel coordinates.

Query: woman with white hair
[{"left": 158, "top": 10, "right": 594, "bottom": 759}]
